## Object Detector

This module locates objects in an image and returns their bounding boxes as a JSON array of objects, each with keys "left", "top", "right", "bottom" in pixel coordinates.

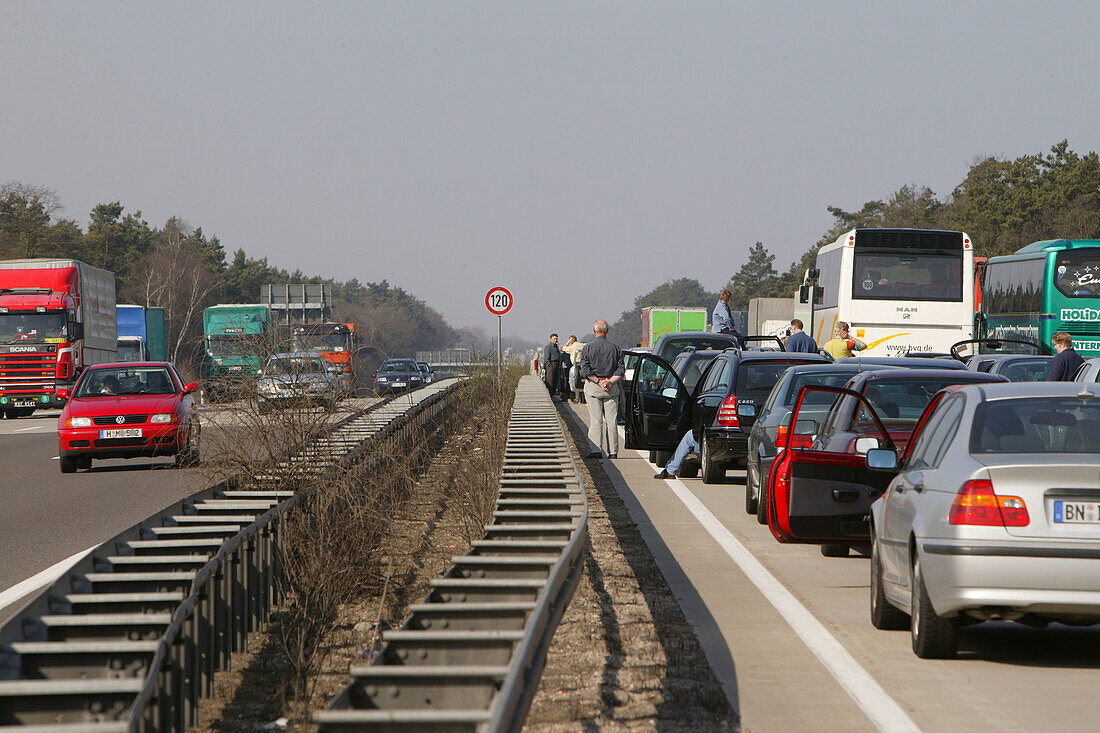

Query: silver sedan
[{"left": 867, "top": 382, "right": 1100, "bottom": 658}]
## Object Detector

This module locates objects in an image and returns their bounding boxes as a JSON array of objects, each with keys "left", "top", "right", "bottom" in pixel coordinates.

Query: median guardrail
[
  {"left": 0, "top": 379, "right": 461, "bottom": 730},
  {"left": 316, "top": 374, "right": 587, "bottom": 732}
]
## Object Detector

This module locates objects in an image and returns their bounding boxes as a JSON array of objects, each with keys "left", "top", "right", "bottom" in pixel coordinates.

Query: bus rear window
[
  {"left": 1053, "top": 249, "right": 1100, "bottom": 298},
  {"left": 852, "top": 252, "right": 962, "bottom": 302}
]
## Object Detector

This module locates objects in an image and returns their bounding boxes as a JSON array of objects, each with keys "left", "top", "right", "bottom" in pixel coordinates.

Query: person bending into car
[
  {"left": 1048, "top": 331, "right": 1085, "bottom": 381},
  {"left": 653, "top": 429, "right": 698, "bottom": 480}
]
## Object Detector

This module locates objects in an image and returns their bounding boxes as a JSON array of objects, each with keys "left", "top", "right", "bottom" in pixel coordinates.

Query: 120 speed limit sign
[{"left": 485, "top": 286, "right": 513, "bottom": 316}]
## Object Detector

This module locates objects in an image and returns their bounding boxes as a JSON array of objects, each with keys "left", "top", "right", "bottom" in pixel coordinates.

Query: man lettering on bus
[
  {"left": 785, "top": 319, "right": 817, "bottom": 353},
  {"left": 1048, "top": 331, "right": 1084, "bottom": 381},
  {"left": 823, "top": 321, "right": 867, "bottom": 359}
]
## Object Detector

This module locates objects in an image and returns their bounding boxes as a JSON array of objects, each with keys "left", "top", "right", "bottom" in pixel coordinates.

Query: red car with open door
[
  {"left": 765, "top": 369, "right": 1007, "bottom": 556},
  {"left": 57, "top": 362, "right": 200, "bottom": 473}
]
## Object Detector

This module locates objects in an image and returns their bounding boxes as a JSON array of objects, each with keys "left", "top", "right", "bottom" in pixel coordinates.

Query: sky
[{"left": 3, "top": 1, "right": 1100, "bottom": 342}]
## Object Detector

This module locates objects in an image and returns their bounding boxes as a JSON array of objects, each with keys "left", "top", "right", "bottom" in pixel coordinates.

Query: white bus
[{"left": 809, "top": 228, "right": 974, "bottom": 356}]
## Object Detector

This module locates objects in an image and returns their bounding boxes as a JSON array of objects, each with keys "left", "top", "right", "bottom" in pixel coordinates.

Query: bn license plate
[
  {"left": 1053, "top": 501, "right": 1100, "bottom": 523},
  {"left": 99, "top": 428, "right": 143, "bottom": 439},
  {"left": 13, "top": 401, "right": 35, "bottom": 408},
  {"left": 393, "top": 382, "right": 406, "bottom": 387}
]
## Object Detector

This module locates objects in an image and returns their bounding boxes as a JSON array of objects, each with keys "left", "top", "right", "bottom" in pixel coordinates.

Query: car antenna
[{"left": 1077, "top": 383, "right": 1095, "bottom": 401}]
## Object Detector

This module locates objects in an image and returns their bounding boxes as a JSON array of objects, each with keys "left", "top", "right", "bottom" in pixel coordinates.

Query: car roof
[
  {"left": 728, "top": 351, "right": 831, "bottom": 363},
  {"left": 90, "top": 361, "right": 173, "bottom": 368},
  {"left": 673, "top": 349, "right": 723, "bottom": 361},
  {"left": 856, "top": 356, "right": 966, "bottom": 370},
  {"left": 962, "top": 381, "right": 1100, "bottom": 401},
  {"left": 846, "top": 368, "right": 1008, "bottom": 388},
  {"left": 972, "top": 354, "right": 1049, "bottom": 362}
]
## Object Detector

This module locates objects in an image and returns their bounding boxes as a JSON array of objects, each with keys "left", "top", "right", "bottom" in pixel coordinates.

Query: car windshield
[
  {"left": 783, "top": 369, "right": 861, "bottom": 407},
  {"left": 116, "top": 342, "right": 143, "bottom": 362},
  {"left": 1000, "top": 359, "right": 1051, "bottom": 382},
  {"left": 380, "top": 361, "right": 412, "bottom": 373},
  {"left": 972, "top": 397, "right": 1100, "bottom": 453},
  {"left": 294, "top": 329, "right": 349, "bottom": 350},
  {"left": 858, "top": 377, "right": 972, "bottom": 423},
  {"left": 74, "top": 367, "right": 176, "bottom": 397},
  {"left": 0, "top": 312, "right": 67, "bottom": 344},
  {"left": 267, "top": 357, "right": 326, "bottom": 376}
]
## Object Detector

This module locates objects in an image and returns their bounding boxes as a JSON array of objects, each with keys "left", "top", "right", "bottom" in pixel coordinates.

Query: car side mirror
[
  {"left": 661, "top": 387, "right": 679, "bottom": 398},
  {"left": 56, "top": 387, "right": 70, "bottom": 400},
  {"left": 865, "top": 448, "right": 898, "bottom": 471},
  {"left": 183, "top": 382, "right": 198, "bottom": 394},
  {"left": 70, "top": 322, "right": 84, "bottom": 341},
  {"left": 854, "top": 437, "right": 880, "bottom": 454}
]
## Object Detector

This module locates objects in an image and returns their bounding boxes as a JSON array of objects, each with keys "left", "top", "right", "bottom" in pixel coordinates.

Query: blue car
[{"left": 373, "top": 359, "right": 424, "bottom": 394}]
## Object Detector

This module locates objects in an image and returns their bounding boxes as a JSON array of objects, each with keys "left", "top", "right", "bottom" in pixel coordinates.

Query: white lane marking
[
  {"left": 51, "top": 456, "right": 59, "bottom": 460},
  {"left": 0, "top": 546, "right": 97, "bottom": 614},
  {"left": 616, "top": 427, "right": 920, "bottom": 733},
  {"left": 15, "top": 426, "right": 42, "bottom": 432}
]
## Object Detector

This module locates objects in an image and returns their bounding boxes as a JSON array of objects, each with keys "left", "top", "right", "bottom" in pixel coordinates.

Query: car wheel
[
  {"left": 649, "top": 450, "right": 657, "bottom": 463},
  {"left": 701, "top": 434, "right": 725, "bottom": 484},
  {"left": 175, "top": 424, "right": 200, "bottom": 468},
  {"left": 821, "top": 544, "right": 849, "bottom": 557},
  {"left": 911, "top": 553, "right": 958, "bottom": 658},
  {"left": 77, "top": 456, "right": 92, "bottom": 470},
  {"left": 654, "top": 450, "right": 671, "bottom": 468},
  {"left": 745, "top": 460, "right": 758, "bottom": 514},
  {"left": 60, "top": 455, "right": 78, "bottom": 473},
  {"left": 870, "top": 529, "right": 909, "bottom": 630}
]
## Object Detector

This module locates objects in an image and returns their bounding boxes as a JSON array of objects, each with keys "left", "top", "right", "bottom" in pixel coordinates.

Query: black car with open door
[
  {"left": 626, "top": 349, "right": 828, "bottom": 483},
  {"left": 765, "top": 369, "right": 1007, "bottom": 557}
]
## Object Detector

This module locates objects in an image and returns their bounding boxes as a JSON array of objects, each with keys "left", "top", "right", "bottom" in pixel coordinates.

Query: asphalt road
[
  {"left": 567, "top": 402, "right": 1098, "bottom": 733},
  {"left": 0, "top": 396, "right": 380, "bottom": 623}
]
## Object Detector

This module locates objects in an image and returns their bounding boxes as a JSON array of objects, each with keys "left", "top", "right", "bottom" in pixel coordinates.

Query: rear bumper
[
  {"left": 59, "top": 424, "right": 185, "bottom": 458},
  {"left": 920, "top": 538, "right": 1100, "bottom": 620}
]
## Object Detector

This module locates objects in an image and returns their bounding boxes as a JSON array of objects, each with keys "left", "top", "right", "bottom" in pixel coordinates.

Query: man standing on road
[
  {"left": 713, "top": 289, "right": 745, "bottom": 348},
  {"left": 1048, "top": 331, "right": 1085, "bottom": 380},
  {"left": 784, "top": 319, "right": 817, "bottom": 353},
  {"left": 578, "top": 320, "right": 625, "bottom": 459},
  {"left": 542, "top": 333, "right": 561, "bottom": 398}
]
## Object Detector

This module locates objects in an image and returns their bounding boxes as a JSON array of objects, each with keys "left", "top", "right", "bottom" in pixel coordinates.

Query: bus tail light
[
  {"left": 717, "top": 395, "right": 740, "bottom": 427},
  {"left": 949, "top": 480, "right": 1029, "bottom": 527}
]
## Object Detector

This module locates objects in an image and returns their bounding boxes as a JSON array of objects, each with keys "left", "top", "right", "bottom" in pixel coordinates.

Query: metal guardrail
[
  {"left": 0, "top": 380, "right": 462, "bottom": 730},
  {"left": 316, "top": 374, "right": 588, "bottom": 732}
]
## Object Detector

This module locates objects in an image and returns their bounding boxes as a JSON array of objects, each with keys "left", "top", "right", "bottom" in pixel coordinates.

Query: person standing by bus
[
  {"left": 785, "top": 319, "right": 817, "bottom": 353},
  {"left": 822, "top": 321, "right": 867, "bottom": 359},
  {"left": 1048, "top": 332, "right": 1085, "bottom": 381}
]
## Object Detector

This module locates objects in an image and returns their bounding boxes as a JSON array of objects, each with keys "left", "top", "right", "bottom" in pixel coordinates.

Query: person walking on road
[
  {"left": 578, "top": 319, "right": 625, "bottom": 459},
  {"left": 822, "top": 321, "right": 867, "bottom": 359},
  {"left": 653, "top": 429, "right": 698, "bottom": 479},
  {"left": 1048, "top": 331, "right": 1085, "bottom": 380},
  {"left": 784, "top": 319, "right": 817, "bottom": 353},
  {"left": 542, "top": 333, "right": 562, "bottom": 398}
]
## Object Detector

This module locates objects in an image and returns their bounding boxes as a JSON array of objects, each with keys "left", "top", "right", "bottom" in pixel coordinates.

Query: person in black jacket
[{"left": 1048, "top": 331, "right": 1085, "bottom": 381}]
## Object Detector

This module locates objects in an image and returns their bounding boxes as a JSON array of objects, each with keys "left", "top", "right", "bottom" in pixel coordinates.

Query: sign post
[{"left": 485, "top": 286, "right": 513, "bottom": 379}]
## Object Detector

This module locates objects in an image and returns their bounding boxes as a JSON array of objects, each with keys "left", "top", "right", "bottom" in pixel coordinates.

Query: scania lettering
[
  {"left": 809, "top": 229, "right": 974, "bottom": 355},
  {"left": 977, "top": 239, "right": 1100, "bottom": 357},
  {"left": 0, "top": 258, "right": 117, "bottom": 417}
]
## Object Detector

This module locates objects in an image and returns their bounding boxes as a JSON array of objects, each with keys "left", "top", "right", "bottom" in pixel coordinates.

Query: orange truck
[{"left": 292, "top": 321, "right": 361, "bottom": 385}]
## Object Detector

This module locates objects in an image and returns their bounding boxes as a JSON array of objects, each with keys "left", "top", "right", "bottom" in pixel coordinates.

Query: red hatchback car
[{"left": 57, "top": 362, "right": 199, "bottom": 473}]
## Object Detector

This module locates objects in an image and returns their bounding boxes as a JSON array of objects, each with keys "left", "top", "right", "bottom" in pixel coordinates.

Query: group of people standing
[{"left": 541, "top": 320, "right": 625, "bottom": 459}]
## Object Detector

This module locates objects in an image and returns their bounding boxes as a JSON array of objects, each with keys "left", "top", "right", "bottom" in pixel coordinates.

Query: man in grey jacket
[
  {"left": 542, "top": 333, "right": 561, "bottom": 398},
  {"left": 578, "top": 320, "right": 625, "bottom": 459}
]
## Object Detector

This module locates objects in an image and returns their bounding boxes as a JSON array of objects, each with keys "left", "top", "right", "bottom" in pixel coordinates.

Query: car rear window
[
  {"left": 859, "top": 377, "right": 981, "bottom": 422},
  {"left": 736, "top": 360, "right": 820, "bottom": 396},
  {"left": 681, "top": 356, "right": 716, "bottom": 391},
  {"left": 659, "top": 337, "right": 734, "bottom": 359},
  {"left": 1000, "top": 359, "right": 1051, "bottom": 382},
  {"left": 972, "top": 397, "right": 1100, "bottom": 453},
  {"left": 783, "top": 369, "right": 861, "bottom": 407}
]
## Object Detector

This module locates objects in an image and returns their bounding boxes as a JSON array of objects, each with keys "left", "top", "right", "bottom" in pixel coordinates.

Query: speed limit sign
[{"left": 485, "top": 286, "right": 513, "bottom": 316}]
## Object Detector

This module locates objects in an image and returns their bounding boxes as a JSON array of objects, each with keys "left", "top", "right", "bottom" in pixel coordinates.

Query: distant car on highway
[
  {"left": 57, "top": 362, "right": 199, "bottom": 473},
  {"left": 867, "top": 382, "right": 1100, "bottom": 658},
  {"left": 256, "top": 351, "right": 340, "bottom": 413},
  {"left": 416, "top": 361, "right": 434, "bottom": 385},
  {"left": 374, "top": 359, "right": 424, "bottom": 394},
  {"left": 765, "top": 369, "right": 1007, "bottom": 557}
]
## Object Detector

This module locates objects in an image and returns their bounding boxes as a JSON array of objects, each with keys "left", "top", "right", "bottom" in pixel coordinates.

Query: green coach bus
[{"left": 977, "top": 239, "right": 1100, "bottom": 356}]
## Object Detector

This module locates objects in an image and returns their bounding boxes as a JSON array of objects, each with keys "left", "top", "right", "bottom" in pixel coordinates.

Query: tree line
[
  {"left": 611, "top": 140, "right": 1100, "bottom": 344},
  {"left": 0, "top": 183, "right": 456, "bottom": 372}
]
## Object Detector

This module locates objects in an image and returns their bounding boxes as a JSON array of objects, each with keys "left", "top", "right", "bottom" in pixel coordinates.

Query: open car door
[
  {"left": 624, "top": 353, "right": 691, "bottom": 451},
  {"left": 766, "top": 385, "right": 897, "bottom": 544}
]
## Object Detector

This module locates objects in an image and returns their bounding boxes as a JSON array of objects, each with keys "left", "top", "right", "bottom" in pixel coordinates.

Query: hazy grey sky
[{"left": 3, "top": 1, "right": 1099, "bottom": 340}]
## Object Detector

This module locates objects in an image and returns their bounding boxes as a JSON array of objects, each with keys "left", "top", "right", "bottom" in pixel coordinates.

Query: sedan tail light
[
  {"left": 717, "top": 395, "right": 740, "bottom": 427},
  {"left": 949, "top": 479, "right": 1029, "bottom": 527},
  {"left": 775, "top": 424, "right": 789, "bottom": 448}
]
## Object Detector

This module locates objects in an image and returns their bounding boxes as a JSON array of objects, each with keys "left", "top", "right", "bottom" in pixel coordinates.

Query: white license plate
[
  {"left": 99, "top": 428, "right": 143, "bottom": 439},
  {"left": 13, "top": 401, "right": 35, "bottom": 408},
  {"left": 393, "top": 382, "right": 406, "bottom": 387},
  {"left": 1054, "top": 501, "right": 1100, "bottom": 523}
]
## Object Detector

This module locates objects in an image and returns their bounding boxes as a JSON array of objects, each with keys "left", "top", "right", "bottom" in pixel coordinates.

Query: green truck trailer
[
  {"left": 201, "top": 304, "right": 276, "bottom": 400},
  {"left": 639, "top": 307, "right": 708, "bottom": 348}
]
